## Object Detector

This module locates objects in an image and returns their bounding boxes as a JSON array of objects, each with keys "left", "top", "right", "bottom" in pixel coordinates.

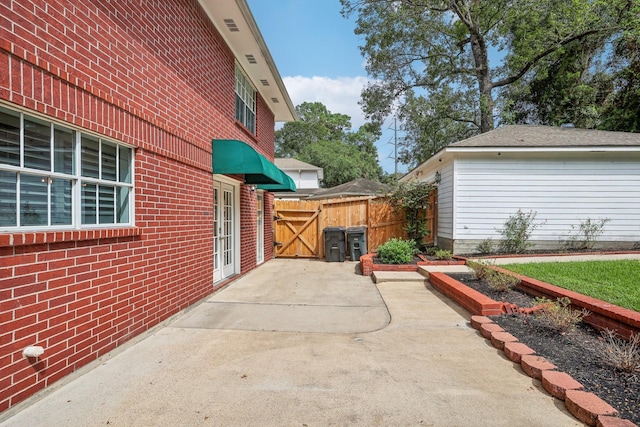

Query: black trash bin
[
  {"left": 346, "top": 226, "right": 367, "bottom": 260},
  {"left": 324, "top": 226, "right": 346, "bottom": 262}
]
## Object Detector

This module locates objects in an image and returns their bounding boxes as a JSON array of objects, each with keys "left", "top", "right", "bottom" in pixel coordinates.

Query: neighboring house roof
[
  {"left": 306, "top": 178, "right": 390, "bottom": 200},
  {"left": 201, "top": 0, "right": 296, "bottom": 122},
  {"left": 402, "top": 125, "right": 640, "bottom": 182},
  {"left": 275, "top": 158, "right": 324, "bottom": 180},
  {"left": 449, "top": 125, "right": 640, "bottom": 150}
]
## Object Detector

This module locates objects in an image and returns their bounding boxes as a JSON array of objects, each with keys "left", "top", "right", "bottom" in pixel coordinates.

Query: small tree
[
  {"left": 497, "top": 209, "right": 546, "bottom": 254},
  {"left": 387, "top": 181, "right": 435, "bottom": 249},
  {"left": 564, "top": 218, "right": 611, "bottom": 251}
]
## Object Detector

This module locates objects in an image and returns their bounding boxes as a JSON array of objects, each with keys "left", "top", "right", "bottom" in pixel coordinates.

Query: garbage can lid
[
  {"left": 324, "top": 226, "right": 346, "bottom": 232},
  {"left": 346, "top": 226, "right": 367, "bottom": 232}
]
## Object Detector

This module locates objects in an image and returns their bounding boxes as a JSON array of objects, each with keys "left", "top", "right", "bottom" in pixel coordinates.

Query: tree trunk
[{"left": 470, "top": 33, "right": 495, "bottom": 133}]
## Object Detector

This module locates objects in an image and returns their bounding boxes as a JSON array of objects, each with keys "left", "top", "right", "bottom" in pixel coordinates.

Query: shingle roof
[
  {"left": 306, "top": 178, "right": 390, "bottom": 200},
  {"left": 449, "top": 125, "right": 640, "bottom": 148},
  {"left": 275, "top": 158, "right": 323, "bottom": 170}
]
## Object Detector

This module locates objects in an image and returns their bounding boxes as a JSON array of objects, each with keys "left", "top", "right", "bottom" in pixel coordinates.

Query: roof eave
[
  {"left": 197, "top": 0, "right": 297, "bottom": 122},
  {"left": 447, "top": 146, "right": 640, "bottom": 153}
]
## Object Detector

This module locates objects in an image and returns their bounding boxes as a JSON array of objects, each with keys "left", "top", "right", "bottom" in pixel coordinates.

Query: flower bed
[
  {"left": 359, "top": 252, "right": 465, "bottom": 276},
  {"left": 424, "top": 267, "right": 640, "bottom": 340}
]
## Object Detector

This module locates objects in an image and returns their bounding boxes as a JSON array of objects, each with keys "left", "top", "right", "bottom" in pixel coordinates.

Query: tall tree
[
  {"left": 275, "top": 102, "right": 383, "bottom": 187},
  {"left": 599, "top": 35, "right": 640, "bottom": 132},
  {"left": 500, "top": 40, "right": 612, "bottom": 128},
  {"left": 341, "top": 0, "right": 635, "bottom": 166}
]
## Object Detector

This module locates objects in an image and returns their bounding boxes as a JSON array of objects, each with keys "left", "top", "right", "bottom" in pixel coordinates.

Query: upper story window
[
  {"left": 235, "top": 65, "right": 256, "bottom": 134},
  {"left": 0, "top": 105, "right": 134, "bottom": 230}
]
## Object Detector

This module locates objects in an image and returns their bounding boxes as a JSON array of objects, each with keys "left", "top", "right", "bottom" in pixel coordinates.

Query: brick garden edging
[
  {"left": 366, "top": 254, "right": 640, "bottom": 339},
  {"left": 470, "top": 315, "right": 634, "bottom": 427},
  {"left": 489, "top": 266, "right": 640, "bottom": 340},
  {"left": 359, "top": 252, "right": 465, "bottom": 276},
  {"left": 427, "top": 272, "right": 503, "bottom": 316},
  {"left": 364, "top": 254, "right": 639, "bottom": 424}
]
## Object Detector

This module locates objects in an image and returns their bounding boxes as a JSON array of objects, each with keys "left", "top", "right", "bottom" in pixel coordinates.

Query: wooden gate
[
  {"left": 273, "top": 200, "right": 321, "bottom": 258},
  {"left": 273, "top": 191, "right": 437, "bottom": 258}
]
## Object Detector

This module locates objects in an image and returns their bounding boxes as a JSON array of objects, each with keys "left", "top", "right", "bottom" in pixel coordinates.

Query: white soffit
[{"left": 197, "top": 0, "right": 296, "bottom": 122}]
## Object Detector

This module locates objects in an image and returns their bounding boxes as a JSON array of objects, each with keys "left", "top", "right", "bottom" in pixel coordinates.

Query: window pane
[
  {"left": 81, "top": 136, "right": 100, "bottom": 178},
  {"left": 20, "top": 174, "right": 48, "bottom": 226},
  {"left": 99, "top": 185, "right": 115, "bottom": 224},
  {"left": 51, "top": 178, "right": 72, "bottom": 225},
  {"left": 119, "top": 146, "right": 132, "bottom": 183},
  {"left": 23, "top": 117, "right": 51, "bottom": 171},
  {"left": 0, "top": 170, "right": 17, "bottom": 226},
  {"left": 102, "top": 142, "right": 117, "bottom": 181},
  {"left": 54, "top": 126, "right": 74, "bottom": 174},
  {"left": 246, "top": 109, "right": 255, "bottom": 134},
  {"left": 0, "top": 108, "right": 21, "bottom": 166},
  {"left": 82, "top": 183, "right": 97, "bottom": 224},
  {"left": 24, "top": 117, "right": 51, "bottom": 171},
  {"left": 235, "top": 94, "right": 244, "bottom": 123},
  {"left": 117, "top": 186, "right": 129, "bottom": 223}
]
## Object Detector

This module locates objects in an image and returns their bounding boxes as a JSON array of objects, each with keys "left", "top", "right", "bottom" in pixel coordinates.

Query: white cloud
[
  {"left": 283, "top": 75, "right": 370, "bottom": 129},
  {"left": 281, "top": 75, "right": 405, "bottom": 174}
]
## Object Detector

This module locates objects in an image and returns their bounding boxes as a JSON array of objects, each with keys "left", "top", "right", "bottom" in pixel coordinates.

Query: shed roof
[
  {"left": 401, "top": 125, "right": 640, "bottom": 183},
  {"left": 449, "top": 125, "right": 640, "bottom": 149}
]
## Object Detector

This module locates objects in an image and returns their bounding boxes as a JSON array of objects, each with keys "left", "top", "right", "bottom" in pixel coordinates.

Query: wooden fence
[{"left": 273, "top": 191, "right": 436, "bottom": 259}]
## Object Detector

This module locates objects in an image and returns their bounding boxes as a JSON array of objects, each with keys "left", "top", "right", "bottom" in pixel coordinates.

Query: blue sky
[{"left": 246, "top": 0, "right": 405, "bottom": 175}]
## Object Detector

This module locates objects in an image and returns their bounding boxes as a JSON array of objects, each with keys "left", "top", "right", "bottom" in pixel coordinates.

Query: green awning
[
  {"left": 212, "top": 139, "right": 282, "bottom": 184},
  {"left": 257, "top": 169, "right": 297, "bottom": 192}
]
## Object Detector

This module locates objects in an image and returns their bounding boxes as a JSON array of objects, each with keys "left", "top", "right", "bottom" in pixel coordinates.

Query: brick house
[{"left": 0, "top": 0, "right": 295, "bottom": 412}]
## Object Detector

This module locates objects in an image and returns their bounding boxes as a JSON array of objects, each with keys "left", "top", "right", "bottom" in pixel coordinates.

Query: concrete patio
[{"left": 0, "top": 259, "right": 582, "bottom": 426}]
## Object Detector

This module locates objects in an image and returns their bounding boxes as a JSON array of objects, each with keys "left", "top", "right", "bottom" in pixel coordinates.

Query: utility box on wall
[
  {"left": 324, "top": 226, "right": 346, "bottom": 262},
  {"left": 346, "top": 226, "right": 367, "bottom": 261}
]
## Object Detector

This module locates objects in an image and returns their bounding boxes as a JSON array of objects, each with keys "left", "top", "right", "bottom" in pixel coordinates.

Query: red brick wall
[{"left": 0, "top": 0, "right": 278, "bottom": 412}]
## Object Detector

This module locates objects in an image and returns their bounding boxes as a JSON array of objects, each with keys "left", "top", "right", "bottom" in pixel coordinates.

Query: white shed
[{"left": 401, "top": 125, "right": 640, "bottom": 254}]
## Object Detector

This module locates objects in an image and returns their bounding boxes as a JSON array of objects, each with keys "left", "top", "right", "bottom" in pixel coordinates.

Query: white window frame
[
  {"left": 234, "top": 65, "right": 256, "bottom": 134},
  {"left": 0, "top": 104, "right": 135, "bottom": 231}
]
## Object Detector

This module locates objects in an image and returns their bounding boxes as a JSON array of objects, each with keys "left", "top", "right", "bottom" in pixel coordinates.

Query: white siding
[
  {"left": 282, "top": 170, "right": 320, "bottom": 189},
  {"left": 299, "top": 170, "right": 319, "bottom": 189},
  {"left": 437, "top": 163, "right": 455, "bottom": 239},
  {"left": 454, "top": 154, "right": 640, "bottom": 242}
]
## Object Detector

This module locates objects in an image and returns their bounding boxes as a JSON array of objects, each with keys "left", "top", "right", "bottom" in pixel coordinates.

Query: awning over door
[
  {"left": 212, "top": 139, "right": 282, "bottom": 184},
  {"left": 257, "top": 169, "right": 297, "bottom": 192}
]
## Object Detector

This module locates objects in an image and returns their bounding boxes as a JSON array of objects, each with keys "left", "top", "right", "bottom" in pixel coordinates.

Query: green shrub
[
  {"left": 533, "top": 297, "right": 589, "bottom": 332},
  {"left": 435, "top": 249, "right": 453, "bottom": 260},
  {"left": 424, "top": 245, "right": 439, "bottom": 256},
  {"left": 377, "top": 238, "right": 418, "bottom": 264},
  {"left": 497, "top": 209, "right": 546, "bottom": 254}
]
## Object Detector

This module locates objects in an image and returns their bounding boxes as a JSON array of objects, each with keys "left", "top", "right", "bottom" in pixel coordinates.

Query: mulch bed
[{"left": 451, "top": 274, "right": 640, "bottom": 424}]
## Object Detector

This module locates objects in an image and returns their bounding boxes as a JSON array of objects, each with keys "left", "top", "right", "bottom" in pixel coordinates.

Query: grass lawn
[{"left": 500, "top": 260, "right": 640, "bottom": 312}]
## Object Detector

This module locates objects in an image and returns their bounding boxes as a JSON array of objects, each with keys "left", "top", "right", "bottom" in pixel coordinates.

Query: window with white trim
[
  {"left": 0, "top": 105, "right": 134, "bottom": 230},
  {"left": 234, "top": 65, "right": 256, "bottom": 134}
]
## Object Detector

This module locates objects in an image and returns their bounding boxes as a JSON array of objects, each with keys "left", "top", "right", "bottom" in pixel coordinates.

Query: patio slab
[{"left": 0, "top": 259, "right": 582, "bottom": 427}]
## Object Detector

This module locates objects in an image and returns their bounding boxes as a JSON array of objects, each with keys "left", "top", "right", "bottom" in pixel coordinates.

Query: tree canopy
[
  {"left": 275, "top": 102, "right": 383, "bottom": 188},
  {"left": 341, "top": 0, "right": 638, "bottom": 167}
]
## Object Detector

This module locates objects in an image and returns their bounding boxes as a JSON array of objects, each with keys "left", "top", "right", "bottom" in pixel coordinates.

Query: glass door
[
  {"left": 256, "top": 192, "right": 264, "bottom": 264},
  {"left": 213, "top": 180, "right": 236, "bottom": 282}
]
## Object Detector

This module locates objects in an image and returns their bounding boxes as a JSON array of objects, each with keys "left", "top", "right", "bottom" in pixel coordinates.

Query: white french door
[
  {"left": 213, "top": 180, "right": 236, "bottom": 282},
  {"left": 256, "top": 192, "right": 264, "bottom": 264}
]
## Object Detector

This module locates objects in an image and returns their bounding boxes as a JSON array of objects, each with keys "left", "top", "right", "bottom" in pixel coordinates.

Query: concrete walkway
[{"left": 0, "top": 259, "right": 582, "bottom": 426}]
